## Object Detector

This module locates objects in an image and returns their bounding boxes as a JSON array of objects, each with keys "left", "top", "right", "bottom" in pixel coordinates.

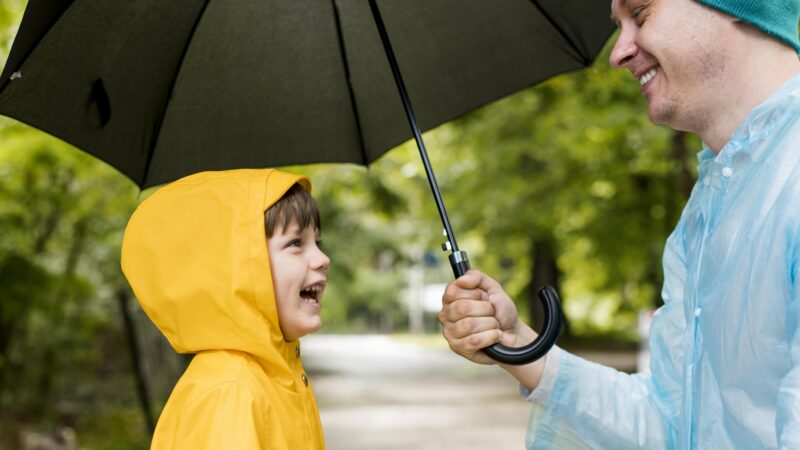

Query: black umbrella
[{"left": 0, "top": 0, "right": 614, "bottom": 364}]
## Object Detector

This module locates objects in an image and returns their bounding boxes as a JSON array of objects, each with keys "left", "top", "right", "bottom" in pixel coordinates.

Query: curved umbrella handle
[
  {"left": 482, "top": 286, "right": 562, "bottom": 365},
  {"left": 450, "top": 252, "right": 562, "bottom": 366}
]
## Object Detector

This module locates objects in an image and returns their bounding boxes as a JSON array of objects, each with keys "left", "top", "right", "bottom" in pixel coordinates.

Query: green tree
[
  {"left": 0, "top": 123, "right": 145, "bottom": 448},
  {"left": 418, "top": 42, "right": 698, "bottom": 341}
]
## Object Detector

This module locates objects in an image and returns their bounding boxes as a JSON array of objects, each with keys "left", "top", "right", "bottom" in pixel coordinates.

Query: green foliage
[
  {"left": 76, "top": 407, "right": 150, "bottom": 450},
  {"left": 287, "top": 164, "right": 419, "bottom": 333},
  {"left": 291, "top": 40, "right": 697, "bottom": 340},
  {"left": 0, "top": 121, "right": 142, "bottom": 448},
  {"left": 416, "top": 42, "right": 694, "bottom": 339}
]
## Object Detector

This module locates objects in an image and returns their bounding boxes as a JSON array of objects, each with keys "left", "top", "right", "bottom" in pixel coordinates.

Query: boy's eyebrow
[
  {"left": 277, "top": 222, "right": 302, "bottom": 236},
  {"left": 285, "top": 226, "right": 302, "bottom": 236}
]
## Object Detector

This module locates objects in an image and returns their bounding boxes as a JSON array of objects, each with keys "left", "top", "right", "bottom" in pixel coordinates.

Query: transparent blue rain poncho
[{"left": 523, "top": 73, "right": 800, "bottom": 449}]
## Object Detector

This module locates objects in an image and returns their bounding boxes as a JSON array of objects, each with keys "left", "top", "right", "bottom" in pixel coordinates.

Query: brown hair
[{"left": 264, "top": 183, "right": 321, "bottom": 237}]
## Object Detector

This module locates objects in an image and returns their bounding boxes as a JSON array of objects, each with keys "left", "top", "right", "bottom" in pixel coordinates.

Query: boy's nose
[
  {"left": 312, "top": 248, "right": 330, "bottom": 272},
  {"left": 609, "top": 27, "right": 638, "bottom": 69}
]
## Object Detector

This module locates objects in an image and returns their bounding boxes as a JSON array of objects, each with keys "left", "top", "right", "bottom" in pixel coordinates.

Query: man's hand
[{"left": 438, "top": 269, "right": 531, "bottom": 365}]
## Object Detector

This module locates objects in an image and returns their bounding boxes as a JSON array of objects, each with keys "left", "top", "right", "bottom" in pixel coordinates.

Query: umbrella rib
[
  {"left": 141, "top": 0, "right": 213, "bottom": 188},
  {"left": 527, "top": 0, "right": 590, "bottom": 66},
  {"left": 0, "top": 0, "right": 76, "bottom": 91},
  {"left": 331, "top": 0, "right": 369, "bottom": 165}
]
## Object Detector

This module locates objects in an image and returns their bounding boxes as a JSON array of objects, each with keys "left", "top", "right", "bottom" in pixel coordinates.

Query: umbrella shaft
[{"left": 368, "top": 0, "right": 460, "bottom": 254}]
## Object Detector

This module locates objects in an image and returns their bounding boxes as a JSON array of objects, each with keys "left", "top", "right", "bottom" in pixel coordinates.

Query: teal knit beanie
[{"left": 696, "top": 0, "right": 800, "bottom": 52}]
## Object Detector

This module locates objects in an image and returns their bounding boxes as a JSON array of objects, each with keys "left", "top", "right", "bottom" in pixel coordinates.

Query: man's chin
[{"left": 647, "top": 102, "right": 678, "bottom": 127}]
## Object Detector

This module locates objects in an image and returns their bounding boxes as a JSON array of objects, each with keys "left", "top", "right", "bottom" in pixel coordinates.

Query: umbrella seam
[
  {"left": 527, "top": 0, "right": 590, "bottom": 66},
  {"left": 331, "top": 0, "right": 369, "bottom": 165},
  {"left": 142, "top": 0, "right": 213, "bottom": 188}
]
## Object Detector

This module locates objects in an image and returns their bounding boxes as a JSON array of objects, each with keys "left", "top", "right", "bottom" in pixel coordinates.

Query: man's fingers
[
  {"left": 439, "top": 269, "right": 517, "bottom": 366},
  {"left": 465, "top": 269, "right": 505, "bottom": 296},
  {"left": 448, "top": 316, "right": 500, "bottom": 339},
  {"left": 439, "top": 299, "right": 495, "bottom": 323},
  {"left": 451, "top": 269, "right": 484, "bottom": 290},
  {"left": 442, "top": 280, "right": 488, "bottom": 305},
  {"left": 445, "top": 328, "right": 503, "bottom": 355}
]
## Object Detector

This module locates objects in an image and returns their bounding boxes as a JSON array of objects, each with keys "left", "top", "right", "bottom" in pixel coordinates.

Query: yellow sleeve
[{"left": 171, "top": 382, "right": 268, "bottom": 449}]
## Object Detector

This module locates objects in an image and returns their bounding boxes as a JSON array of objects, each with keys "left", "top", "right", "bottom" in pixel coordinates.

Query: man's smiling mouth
[{"left": 639, "top": 67, "right": 658, "bottom": 86}]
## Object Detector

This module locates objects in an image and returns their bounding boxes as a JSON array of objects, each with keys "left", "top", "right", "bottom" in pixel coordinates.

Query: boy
[{"left": 121, "top": 169, "right": 329, "bottom": 449}]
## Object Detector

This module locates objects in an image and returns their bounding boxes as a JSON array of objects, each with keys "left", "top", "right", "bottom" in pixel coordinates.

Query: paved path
[{"left": 301, "top": 335, "right": 637, "bottom": 450}]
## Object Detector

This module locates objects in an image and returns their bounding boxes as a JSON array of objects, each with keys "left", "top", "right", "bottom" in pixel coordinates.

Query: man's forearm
[{"left": 499, "top": 320, "right": 547, "bottom": 390}]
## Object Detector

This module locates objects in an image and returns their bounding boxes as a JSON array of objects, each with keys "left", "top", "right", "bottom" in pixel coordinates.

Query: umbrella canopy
[
  {"left": 0, "top": 0, "right": 614, "bottom": 189},
  {"left": 0, "top": 0, "right": 615, "bottom": 365}
]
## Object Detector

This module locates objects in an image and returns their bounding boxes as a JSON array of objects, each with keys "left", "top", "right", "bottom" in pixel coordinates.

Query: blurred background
[{"left": 0, "top": 0, "right": 699, "bottom": 448}]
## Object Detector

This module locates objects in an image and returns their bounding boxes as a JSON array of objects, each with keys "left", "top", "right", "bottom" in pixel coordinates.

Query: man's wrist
[
  {"left": 511, "top": 319, "right": 537, "bottom": 347},
  {"left": 498, "top": 320, "right": 547, "bottom": 390},
  {"left": 501, "top": 354, "right": 547, "bottom": 391}
]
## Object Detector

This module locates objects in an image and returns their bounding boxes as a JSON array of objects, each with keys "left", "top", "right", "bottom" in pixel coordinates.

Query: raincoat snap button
[
  {"left": 695, "top": 307, "right": 702, "bottom": 317},
  {"left": 301, "top": 374, "right": 308, "bottom": 386},
  {"left": 296, "top": 346, "right": 300, "bottom": 357},
  {"left": 722, "top": 167, "right": 733, "bottom": 177}
]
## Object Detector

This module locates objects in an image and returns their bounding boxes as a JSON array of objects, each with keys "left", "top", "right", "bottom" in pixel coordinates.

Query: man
[{"left": 439, "top": 0, "right": 800, "bottom": 448}]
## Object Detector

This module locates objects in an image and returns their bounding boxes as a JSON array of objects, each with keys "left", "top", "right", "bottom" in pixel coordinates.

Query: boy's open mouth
[{"left": 300, "top": 284, "right": 323, "bottom": 304}]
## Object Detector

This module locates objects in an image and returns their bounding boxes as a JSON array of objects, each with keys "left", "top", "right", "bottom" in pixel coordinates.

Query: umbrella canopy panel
[{"left": 0, "top": 0, "right": 614, "bottom": 188}]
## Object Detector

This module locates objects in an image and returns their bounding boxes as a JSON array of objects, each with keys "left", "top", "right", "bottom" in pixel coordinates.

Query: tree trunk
[
  {"left": 671, "top": 131, "right": 696, "bottom": 200},
  {"left": 527, "top": 237, "right": 569, "bottom": 337},
  {"left": 117, "top": 288, "right": 156, "bottom": 434}
]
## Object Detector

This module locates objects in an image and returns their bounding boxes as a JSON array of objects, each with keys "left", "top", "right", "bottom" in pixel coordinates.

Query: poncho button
[
  {"left": 296, "top": 346, "right": 301, "bottom": 357},
  {"left": 301, "top": 374, "right": 308, "bottom": 386}
]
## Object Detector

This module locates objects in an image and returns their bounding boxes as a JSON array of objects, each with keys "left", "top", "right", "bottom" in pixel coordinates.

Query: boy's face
[{"left": 267, "top": 219, "right": 330, "bottom": 341}]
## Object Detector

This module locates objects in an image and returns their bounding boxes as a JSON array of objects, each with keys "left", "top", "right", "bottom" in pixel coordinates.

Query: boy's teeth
[{"left": 300, "top": 285, "right": 323, "bottom": 303}]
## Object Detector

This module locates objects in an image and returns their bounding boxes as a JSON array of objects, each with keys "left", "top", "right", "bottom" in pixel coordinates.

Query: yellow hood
[
  {"left": 121, "top": 168, "right": 309, "bottom": 366},
  {"left": 122, "top": 169, "right": 325, "bottom": 449}
]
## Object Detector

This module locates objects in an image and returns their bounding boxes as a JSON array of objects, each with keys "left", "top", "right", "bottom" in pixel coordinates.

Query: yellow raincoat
[{"left": 121, "top": 169, "right": 325, "bottom": 449}]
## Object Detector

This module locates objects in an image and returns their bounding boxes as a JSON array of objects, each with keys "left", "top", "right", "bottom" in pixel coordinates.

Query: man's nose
[{"left": 609, "top": 28, "right": 638, "bottom": 68}]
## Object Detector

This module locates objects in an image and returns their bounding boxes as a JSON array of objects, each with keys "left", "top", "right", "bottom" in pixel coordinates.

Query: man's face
[
  {"left": 267, "top": 220, "right": 330, "bottom": 341},
  {"left": 609, "top": 0, "right": 737, "bottom": 132}
]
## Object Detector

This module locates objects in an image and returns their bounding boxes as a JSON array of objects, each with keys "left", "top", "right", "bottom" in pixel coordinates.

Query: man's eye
[{"left": 631, "top": 2, "right": 651, "bottom": 25}]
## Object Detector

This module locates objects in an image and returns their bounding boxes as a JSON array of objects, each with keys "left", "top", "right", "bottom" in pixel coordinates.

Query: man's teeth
[{"left": 639, "top": 68, "right": 657, "bottom": 86}]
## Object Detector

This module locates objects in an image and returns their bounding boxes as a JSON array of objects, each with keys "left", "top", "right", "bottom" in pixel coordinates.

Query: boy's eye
[
  {"left": 288, "top": 239, "right": 302, "bottom": 247},
  {"left": 316, "top": 240, "right": 323, "bottom": 250}
]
